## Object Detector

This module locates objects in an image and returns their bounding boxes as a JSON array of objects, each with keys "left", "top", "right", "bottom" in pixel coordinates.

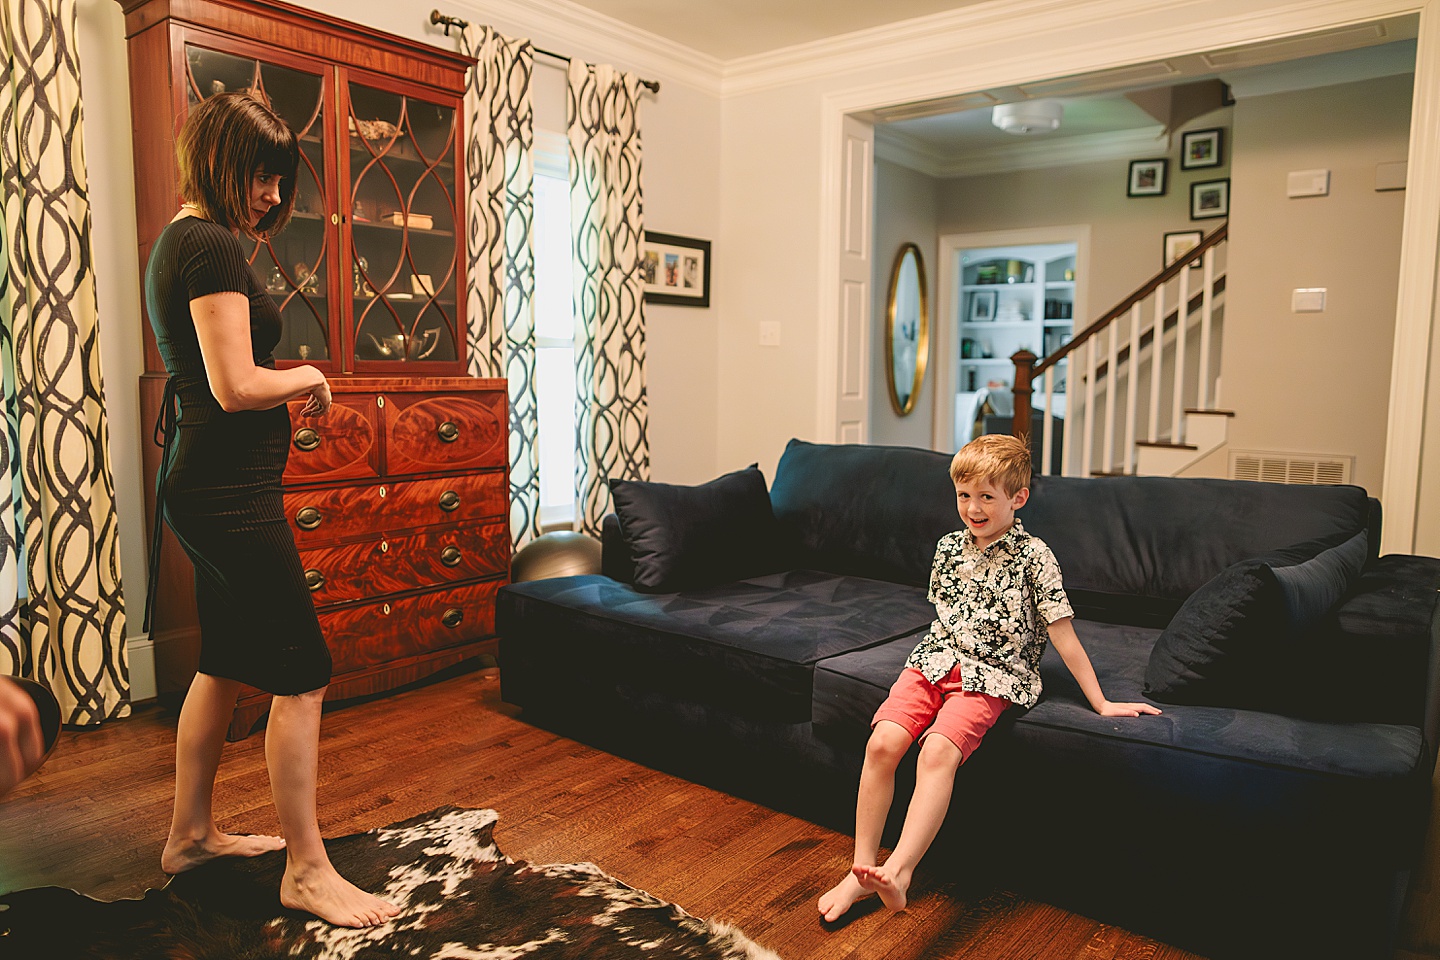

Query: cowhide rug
[{"left": 0, "top": 805, "right": 784, "bottom": 959}]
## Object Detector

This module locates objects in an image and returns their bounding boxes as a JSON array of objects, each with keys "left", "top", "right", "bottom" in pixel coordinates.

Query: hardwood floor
[{"left": 0, "top": 668, "right": 1432, "bottom": 960}]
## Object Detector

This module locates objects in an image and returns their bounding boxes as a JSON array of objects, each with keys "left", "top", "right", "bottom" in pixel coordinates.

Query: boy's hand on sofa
[{"left": 1097, "top": 699, "right": 1162, "bottom": 718}]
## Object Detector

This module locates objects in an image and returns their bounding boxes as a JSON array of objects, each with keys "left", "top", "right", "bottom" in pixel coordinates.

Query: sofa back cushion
[
  {"left": 770, "top": 441, "right": 1373, "bottom": 625},
  {"left": 1020, "top": 475, "right": 1372, "bottom": 624},
  {"left": 769, "top": 440, "right": 956, "bottom": 586}
]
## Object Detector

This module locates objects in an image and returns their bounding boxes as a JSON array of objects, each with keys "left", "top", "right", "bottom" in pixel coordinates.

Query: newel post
[{"left": 1010, "top": 350, "right": 1036, "bottom": 443}]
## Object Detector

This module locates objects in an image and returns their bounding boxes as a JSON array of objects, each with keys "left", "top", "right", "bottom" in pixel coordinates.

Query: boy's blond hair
[{"left": 950, "top": 433, "right": 1032, "bottom": 496}]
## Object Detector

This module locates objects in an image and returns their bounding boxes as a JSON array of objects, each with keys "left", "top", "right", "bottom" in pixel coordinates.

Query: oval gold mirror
[{"left": 885, "top": 243, "right": 929, "bottom": 416}]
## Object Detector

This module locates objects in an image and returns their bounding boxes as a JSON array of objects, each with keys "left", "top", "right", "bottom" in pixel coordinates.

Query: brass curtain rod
[{"left": 429, "top": 10, "right": 661, "bottom": 93}]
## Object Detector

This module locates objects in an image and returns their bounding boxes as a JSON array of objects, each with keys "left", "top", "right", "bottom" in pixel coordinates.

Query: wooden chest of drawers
[{"left": 227, "top": 377, "right": 510, "bottom": 739}]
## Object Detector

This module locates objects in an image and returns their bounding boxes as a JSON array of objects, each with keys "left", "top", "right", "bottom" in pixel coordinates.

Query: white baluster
[
  {"left": 1125, "top": 302, "right": 1141, "bottom": 475},
  {"left": 1148, "top": 283, "right": 1164, "bottom": 443},
  {"left": 1082, "top": 337, "right": 1096, "bottom": 477},
  {"left": 1041, "top": 367, "right": 1055, "bottom": 476},
  {"left": 1103, "top": 317, "right": 1118, "bottom": 472},
  {"left": 1172, "top": 262, "right": 1190, "bottom": 443},
  {"left": 1199, "top": 246, "right": 1216, "bottom": 409}
]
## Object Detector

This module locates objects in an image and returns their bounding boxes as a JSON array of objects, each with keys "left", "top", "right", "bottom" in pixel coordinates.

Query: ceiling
[
  {"left": 874, "top": 29, "right": 1418, "bottom": 175},
  {"left": 557, "top": 0, "right": 992, "bottom": 60}
]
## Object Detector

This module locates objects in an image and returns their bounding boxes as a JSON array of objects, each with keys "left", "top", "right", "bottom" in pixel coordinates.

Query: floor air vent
[{"left": 1229, "top": 450, "right": 1353, "bottom": 485}]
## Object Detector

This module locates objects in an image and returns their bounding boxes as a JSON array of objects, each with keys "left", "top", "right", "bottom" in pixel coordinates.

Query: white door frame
[
  {"left": 817, "top": 0, "right": 1440, "bottom": 554},
  {"left": 932, "top": 225, "right": 1092, "bottom": 452}
]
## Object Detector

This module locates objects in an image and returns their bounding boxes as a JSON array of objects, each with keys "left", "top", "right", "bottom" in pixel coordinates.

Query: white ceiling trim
[
  {"left": 721, "top": 0, "right": 1202, "bottom": 97},
  {"left": 445, "top": 0, "right": 726, "bottom": 96},
  {"left": 877, "top": 125, "right": 1172, "bottom": 179}
]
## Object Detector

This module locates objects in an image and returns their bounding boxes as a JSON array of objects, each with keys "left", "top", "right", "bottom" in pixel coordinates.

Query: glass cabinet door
[
  {"left": 184, "top": 45, "right": 334, "bottom": 365},
  {"left": 345, "top": 78, "right": 461, "bottom": 370}
]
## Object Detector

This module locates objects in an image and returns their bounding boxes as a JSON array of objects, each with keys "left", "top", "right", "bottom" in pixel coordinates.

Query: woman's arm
[
  {"left": 191, "top": 291, "right": 330, "bottom": 414},
  {"left": 1047, "top": 617, "right": 1162, "bottom": 717}
]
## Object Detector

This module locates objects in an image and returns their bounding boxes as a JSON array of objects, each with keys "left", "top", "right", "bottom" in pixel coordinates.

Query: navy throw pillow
[
  {"left": 1144, "top": 531, "right": 1368, "bottom": 708},
  {"left": 609, "top": 465, "right": 781, "bottom": 592}
]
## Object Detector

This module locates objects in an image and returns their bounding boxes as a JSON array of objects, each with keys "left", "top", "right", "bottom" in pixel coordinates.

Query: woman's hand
[{"left": 299, "top": 374, "right": 331, "bottom": 418}]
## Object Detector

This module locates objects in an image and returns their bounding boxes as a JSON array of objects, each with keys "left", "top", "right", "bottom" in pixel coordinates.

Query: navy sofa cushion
[
  {"left": 768, "top": 439, "right": 957, "bottom": 587},
  {"left": 1019, "top": 475, "right": 1372, "bottom": 625},
  {"left": 768, "top": 440, "right": 1373, "bottom": 628},
  {"left": 497, "top": 570, "right": 936, "bottom": 723},
  {"left": 609, "top": 465, "right": 783, "bottom": 592},
  {"left": 1143, "top": 531, "right": 1370, "bottom": 708},
  {"left": 813, "top": 621, "right": 1425, "bottom": 851}
]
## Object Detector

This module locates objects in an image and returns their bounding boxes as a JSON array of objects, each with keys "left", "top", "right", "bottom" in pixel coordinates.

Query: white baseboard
[{"left": 128, "top": 634, "right": 156, "bottom": 704}]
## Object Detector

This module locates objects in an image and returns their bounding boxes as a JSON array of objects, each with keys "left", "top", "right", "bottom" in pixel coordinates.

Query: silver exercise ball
[{"left": 511, "top": 531, "right": 603, "bottom": 582}]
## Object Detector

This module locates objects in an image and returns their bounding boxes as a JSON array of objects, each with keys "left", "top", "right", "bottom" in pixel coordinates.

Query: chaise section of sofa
[{"left": 496, "top": 439, "right": 1440, "bottom": 959}]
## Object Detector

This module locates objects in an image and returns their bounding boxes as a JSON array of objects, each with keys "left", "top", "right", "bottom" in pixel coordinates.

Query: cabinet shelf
[{"left": 352, "top": 219, "right": 455, "bottom": 238}]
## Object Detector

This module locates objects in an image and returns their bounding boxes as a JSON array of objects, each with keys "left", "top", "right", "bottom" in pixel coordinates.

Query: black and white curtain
[
  {"left": 461, "top": 25, "right": 541, "bottom": 548},
  {"left": 567, "top": 62, "right": 648, "bottom": 536},
  {"left": 0, "top": 0, "right": 129, "bottom": 725}
]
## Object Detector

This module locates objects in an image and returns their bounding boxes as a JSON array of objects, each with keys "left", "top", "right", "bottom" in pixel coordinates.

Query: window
[{"left": 532, "top": 130, "right": 576, "bottom": 530}]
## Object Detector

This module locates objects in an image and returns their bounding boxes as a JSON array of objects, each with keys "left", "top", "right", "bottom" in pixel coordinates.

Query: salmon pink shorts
[{"left": 872, "top": 665, "right": 1009, "bottom": 760}]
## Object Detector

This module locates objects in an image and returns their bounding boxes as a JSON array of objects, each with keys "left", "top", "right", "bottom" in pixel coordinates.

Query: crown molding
[
  {"left": 721, "top": 0, "right": 1195, "bottom": 98},
  {"left": 876, "top": 124, "right": 1171, "bottom": 178},
  {"left": 446, "top": 0, "right": 725, "bottom": 96}
]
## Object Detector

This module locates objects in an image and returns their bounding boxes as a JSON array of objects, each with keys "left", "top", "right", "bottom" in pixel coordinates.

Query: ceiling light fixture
[{"left": 991, "top": 100, "right": 1064, "bottom": 135}]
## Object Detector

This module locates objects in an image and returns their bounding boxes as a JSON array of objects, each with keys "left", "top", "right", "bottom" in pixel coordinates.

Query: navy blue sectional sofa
[{"left": 496, "top": 440, "right": 1440, "bottom": 959}]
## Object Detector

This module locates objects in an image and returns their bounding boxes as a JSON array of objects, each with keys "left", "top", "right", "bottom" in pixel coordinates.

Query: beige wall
[
  {"left": 935, "top": 110, "right": 1233, "bottom": 326},
  {"left": 870, "top": 158, "right": 939, "bottom": 448},
  {"left": 1221, "top": 73, "right": 1411, "bottom": 497}
]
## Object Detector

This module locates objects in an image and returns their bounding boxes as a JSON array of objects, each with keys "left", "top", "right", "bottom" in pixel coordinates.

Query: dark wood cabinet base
[{"left": 226, "top": 636, "right": 498, "bottom": 740}]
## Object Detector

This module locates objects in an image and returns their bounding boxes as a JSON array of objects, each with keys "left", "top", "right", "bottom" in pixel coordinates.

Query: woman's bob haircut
[{"left": 177, "top": 92, "right": 299, "bottom": 239}]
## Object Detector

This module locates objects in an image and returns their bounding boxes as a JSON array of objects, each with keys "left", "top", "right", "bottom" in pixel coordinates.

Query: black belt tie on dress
[{"left": 143, "top": 377, "right": 178, "bottom": 634}]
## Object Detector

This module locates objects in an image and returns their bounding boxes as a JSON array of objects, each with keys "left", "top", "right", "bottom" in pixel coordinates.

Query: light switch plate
[
  {"left": 1376, "top": 161, "right": 1407, "bottom": 191},
  {"left": 1292, "top": 288, "right": 1326, "bottom": 312},
  {"left": 1287, "top": 169, "right": 1330, "bottom": 197}
]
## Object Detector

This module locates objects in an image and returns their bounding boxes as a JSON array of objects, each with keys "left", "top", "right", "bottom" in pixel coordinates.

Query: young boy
[{"left": 818, "top": 434, "right": 1160, "bottom": 923}]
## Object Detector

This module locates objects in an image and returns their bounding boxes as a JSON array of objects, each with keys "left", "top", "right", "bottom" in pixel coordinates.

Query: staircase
[{"left": 1010, "top": 224, "right": 1229, "bottom": 477}]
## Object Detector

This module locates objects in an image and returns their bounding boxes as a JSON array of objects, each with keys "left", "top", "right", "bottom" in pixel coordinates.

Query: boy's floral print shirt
[{"left": 903, "top": 519, "right": 1074, "bottom": 709}]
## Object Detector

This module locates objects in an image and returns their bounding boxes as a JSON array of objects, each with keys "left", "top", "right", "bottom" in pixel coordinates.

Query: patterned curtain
[
  {"left": 0, "top": 0, "right": 129, "bottom": 725},
  {"left": 567, "top": 61, "right": 648, "bottom": 536},
  {"left": 461, "top": 25, "right": 541, "bottom": 548}
]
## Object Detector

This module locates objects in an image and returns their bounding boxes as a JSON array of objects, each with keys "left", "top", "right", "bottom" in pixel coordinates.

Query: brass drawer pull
[
  {"left": 293, "top": 427, "right": 321, "bottom": 451},
  {"left": 437, "top": 420, "right": 460, "bottom": 443},
  {"left": 438, "top": 490, "right": 460, "bottom": 512},
  {"left": 295, "top": 506, "right": 323, "bottom": 530},
  {"left": 441, "top": 607, "right": 463, "bottom": 628},
  {"left": 440, "top": 545, "right": 462, "bottom": 567},
  {"left": 304, "top": 569, "right": 325, "bottom": 592}
]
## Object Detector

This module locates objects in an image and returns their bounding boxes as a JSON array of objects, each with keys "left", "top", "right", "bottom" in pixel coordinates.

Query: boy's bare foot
[
  {"left": 853, "top": 863, "right": 911, "bottom": 912},
  {"left": 161, "top": 831, "right": 286, "bottom": 875},
  {"left": 819, "top": 870, "right": 873, "bottom": 922},
  {"left": 281, "top": 863, "right": 401, "bottom": 928}
]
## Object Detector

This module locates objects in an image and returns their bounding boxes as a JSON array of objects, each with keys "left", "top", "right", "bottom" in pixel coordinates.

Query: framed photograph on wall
[
  {"left": 1163, "top": 230, "right": 1203, "bottom": 268},
  {"left": 642, "top": 231, "right": 711, "bottom": 307},
  {"left": 1190, "top": 178, "right": 1230, "bottom": 220},
  {"left": 1181, "top": 128, "right": 1224, "bottom": 169},
  {"left": 1127, "top": 158, "right": 1168, "bottom": 197}
]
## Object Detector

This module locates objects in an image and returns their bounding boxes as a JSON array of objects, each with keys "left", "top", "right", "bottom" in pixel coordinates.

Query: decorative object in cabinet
[{"left": 117, "top": 0, "right": 494, "bottom": 734}]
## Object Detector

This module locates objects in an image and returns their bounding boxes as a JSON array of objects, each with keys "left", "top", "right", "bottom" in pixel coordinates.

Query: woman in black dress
[{"left": 145, "top": 92, "right": 399, "bottom": 928}]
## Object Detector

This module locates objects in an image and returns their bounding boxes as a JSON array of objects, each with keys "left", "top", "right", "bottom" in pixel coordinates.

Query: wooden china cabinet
[{"left": 118, "top": 0, "right": 508, "bottom": 738}]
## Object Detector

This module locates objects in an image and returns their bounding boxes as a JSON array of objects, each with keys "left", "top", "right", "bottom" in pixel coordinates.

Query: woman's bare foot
[
  {"left": 818, "top": 870, "right": 873, "bottom": 922},
  {"left": 162, "top": 831, "right": 286, "bottom": 875},
  {"left": 281, "top": 863, "right": 401, "bottom": 928},
  {"left": 853, "top": 863, "right": 910, "bottom": 911}
]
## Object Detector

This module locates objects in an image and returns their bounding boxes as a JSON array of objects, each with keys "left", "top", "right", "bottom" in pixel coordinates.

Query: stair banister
[{"left": 1011, "top": 223, "right": 1228, "bottom": 461}]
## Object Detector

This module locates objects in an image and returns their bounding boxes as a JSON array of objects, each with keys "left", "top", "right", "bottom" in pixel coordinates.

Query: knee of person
[
  {"left": 916, "top": 734, "right": 963, "bottom": 773},
  {"left": 866, "top": 726, "right": 910, "bottom": 766}
]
